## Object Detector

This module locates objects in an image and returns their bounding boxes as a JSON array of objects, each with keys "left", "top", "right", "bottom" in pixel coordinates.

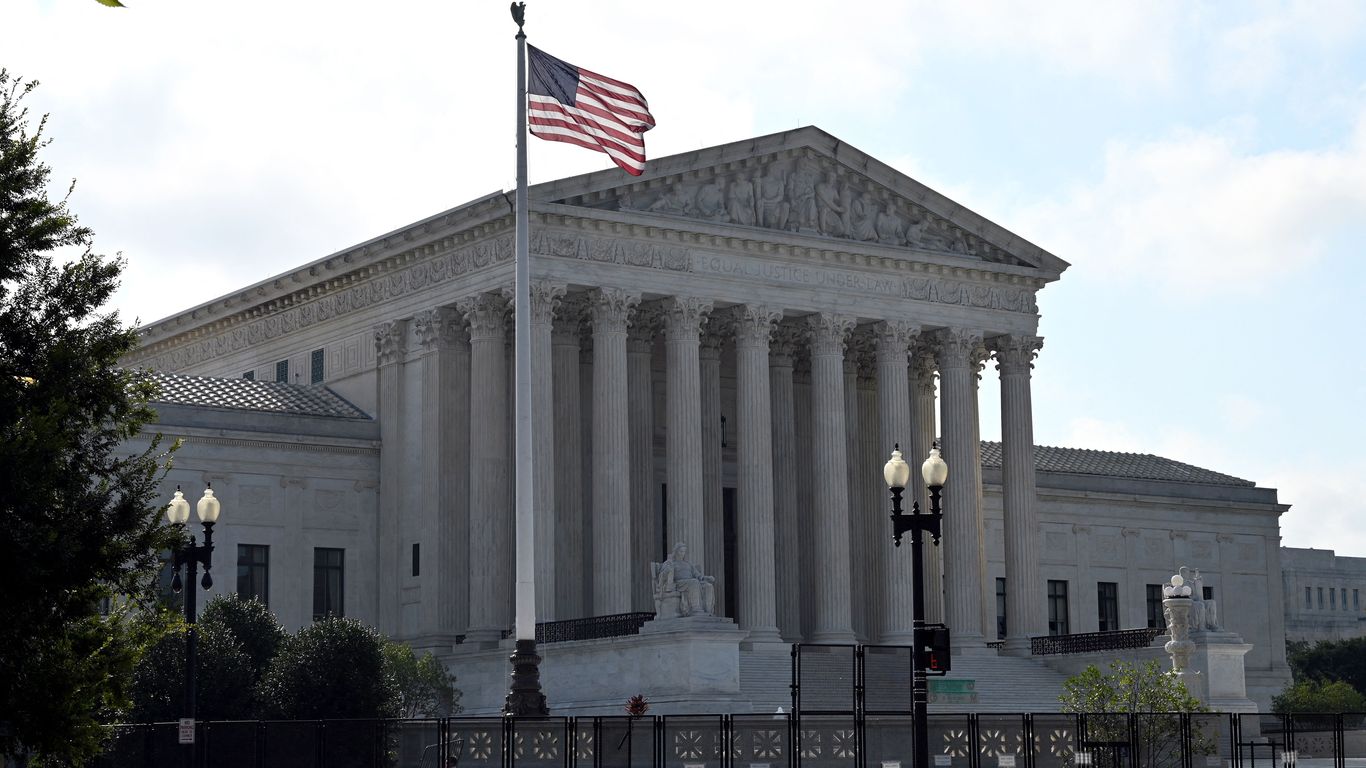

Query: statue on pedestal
[{"left": 652, "top": 542, "right": 716, "bottom": 618}]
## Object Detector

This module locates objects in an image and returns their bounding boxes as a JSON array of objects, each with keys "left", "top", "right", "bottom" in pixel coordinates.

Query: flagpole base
[{"left": 503, "top": 638, "right": 548, "bottom": 716}]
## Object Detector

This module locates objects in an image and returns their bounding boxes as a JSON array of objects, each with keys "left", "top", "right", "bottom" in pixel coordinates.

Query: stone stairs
[{"left": 738, "top": 647, "right": 1070, "bottom": 714}]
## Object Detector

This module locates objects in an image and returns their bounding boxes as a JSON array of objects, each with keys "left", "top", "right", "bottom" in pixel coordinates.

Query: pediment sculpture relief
[{"left": 568, "top": 155, "right": 1028, "bottom": 267}]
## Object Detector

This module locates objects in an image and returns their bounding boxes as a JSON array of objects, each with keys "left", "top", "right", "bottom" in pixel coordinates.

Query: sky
[{"left": 7, "top": 0, "right": 1366, "bottom": 554}]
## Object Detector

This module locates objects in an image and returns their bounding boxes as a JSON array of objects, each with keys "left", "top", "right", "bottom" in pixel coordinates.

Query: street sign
[{"left": 178, "top": 718, "right": 195, "bottom": 744}]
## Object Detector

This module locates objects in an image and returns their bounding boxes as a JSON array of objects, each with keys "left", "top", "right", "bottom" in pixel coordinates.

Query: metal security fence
[{"left": 97, "top": 712, "right": 1366, "bottom": 768}]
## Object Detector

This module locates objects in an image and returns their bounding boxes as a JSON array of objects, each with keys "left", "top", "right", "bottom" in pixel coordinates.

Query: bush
[
  {"left": 200, "top": 595, "right": 285, "bottom": 683},
  {"left": 129, "top": 614, "right": 254, "bottom": 721},
  {"left": 256, "top": 616, "right": 398, "bottom": 720},
  {"left": 1060, "top": 660, "right": 1211, "bottom": 768},
  {"left": 1288, "top": 637, "right": 1366, "bottom": 694},
  {"left": 1273, "top": 679, "right": 1366, "bottom": 714},
  {"left": 383, "top": 642, "right": 461, "bottom": 718}
]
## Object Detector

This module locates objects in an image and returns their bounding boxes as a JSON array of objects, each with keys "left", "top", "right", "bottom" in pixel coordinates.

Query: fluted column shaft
[
  {"left": 627, "top": 309, "right": 660, "bottom": 611},
  {"left": 732, "top": 305, "right": 783, "bottom": 641},
  {"left": 807, "top": 313, "right": 857, "bottom": 643},
  {"left": 528, "top": 282, "right": 564, "bottom": 621},
  {"left": 875, "top": 321, "right": 919, "bottom": 643},
  {"left": 911, "top": 350, "right": 944, "bottom": 624},
  {"left": 664, "top": 297, "right": 714, "bottom": 586},
  {"left": 701, "top": 329, "right": 725, "bottom": 613},
  {"left": 843, "top": 353, "right": 866, "bottom": 641},
  {"left": 552, "top": 303, "right": 586, "bottom": 619},
  {"left": 590, "top": 288, "right": 639, "bottom": 615},
  {"left": 793, "top": 360, "right": 815, "bottom": 640},
  {"left": 769, "top": 327, "right": 801, "bottom": 641},
  {"left": 578, "top": 334, "right": 595, "bottom": 604},
  {"left": 935, "top": 328, "right": 987, "bottom": 651},
  {"left": 858, "top": 367, "right": 881, "bottom": 642},
  {"left": 995, "top": 335, "right": 1046, "bottom": 653},
  {"left": 374, "top": 320, "right": 408, "bottom": 637},
  {"left": 458, "top": 295, "right": 511, "bottom": 642}
]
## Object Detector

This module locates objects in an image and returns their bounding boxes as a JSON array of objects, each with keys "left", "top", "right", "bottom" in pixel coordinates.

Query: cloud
[
  {"left": 1010, "top": 115, "right": 1366, "bottom": 294},
  {"left": 1264, "top": 459, "right": 1366, "bottom": 554}
]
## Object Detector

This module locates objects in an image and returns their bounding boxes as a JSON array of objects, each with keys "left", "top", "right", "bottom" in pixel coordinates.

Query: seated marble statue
[{"left": 653, "top": 542, "right": 716, "bottom": 618}]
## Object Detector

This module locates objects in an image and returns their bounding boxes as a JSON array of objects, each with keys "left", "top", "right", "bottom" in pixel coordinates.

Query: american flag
[{"left": 527, "top": 45, "right": 655, "bottom": 175}]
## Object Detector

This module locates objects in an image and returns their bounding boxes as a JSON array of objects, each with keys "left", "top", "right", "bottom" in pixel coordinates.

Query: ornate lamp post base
[{"left": 503, "top": 638, "right": 548, "bottom": 716}]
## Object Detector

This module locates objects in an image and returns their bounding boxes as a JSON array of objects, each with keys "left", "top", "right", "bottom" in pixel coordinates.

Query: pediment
[{"left": 535, "top": 127, "right": 1067, "bottom": 275}]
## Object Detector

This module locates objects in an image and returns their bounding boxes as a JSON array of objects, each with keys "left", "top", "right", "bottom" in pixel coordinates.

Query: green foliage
[
  {"left": 1273, "top": 679, "right": 1366, "bottom": 714},
  {"left": 383, "top": 641, "right": 461, "bottom": 718},
  {"left": 256, "top": 617, "right": 399, "bottom": 720},
  {"left": 94, "top": 0, "right": 127, "bottom": 6},
  {"left": 129, "top": 613, "right": 254, "bottom": 722},
  {"left": 200, "top": 594, "right": 286, "bottom": 684},
  {"left": 1288, "top": 637, "right": 1366, "bottom": 694},
  {"left": 0, "top": 69, "right": 178, "bottom": 764},
  {"left": 1060, "top": 661, "right": 1211, "bottom": 768}
]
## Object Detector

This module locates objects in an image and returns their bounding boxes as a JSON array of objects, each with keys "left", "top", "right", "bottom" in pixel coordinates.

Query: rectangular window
[
  {"left": 1203, "top": 586, "right": 1214, "bottom": 601},
  {"left": 276, "top": 359, "right": 289, "bottom": 382},
  {"left": 313, "top": 548, "right": 345, "bottom": 620},
  {"left": 1355, "top": 589, "right": 1360, "bottom": 611},
  {"left": 311, "top": 348, "right": 325, "bottom": 384},
  {"left": 996, "top": 578, "right": 1007, "bottom": 640},
  {"left": 1343, "top": 588, "right": 1349, "bottom": 612},
  {"left": 1048, "top": 580, "right": 1069, "bottom": 636},
  {"left": 242, "top": 370, "right": 255, "bottom": 381},
  {"left": 1147, "top": 584, "right": 1164, "bottom": 628},
  {"left": 1319, "top": 587, "right": 1325, "bottom": 609},
  {"left": 236, "top": 544, "right": 269, "bottom": 606},
  {"left": 1097, "top": 582, "right": 1119, "bottom": 632},
  {"left": 1331, "top": 589, "right": 1337, "bottom": 609},
  {"left": 412, "top": 543, "right": 420, "bottom": 578},
  {"left": 1306, "top": 586, "right": 1313, "bottom": 609}
]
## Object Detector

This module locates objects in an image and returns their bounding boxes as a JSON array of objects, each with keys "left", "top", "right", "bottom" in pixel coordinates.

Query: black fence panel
[
  {"left": 926, "top": 713, "right": 975, "bottom": 766},
  {"left": 1188, "top": 713, "right": 1234, "bottom": 768},
  {"left": 862, "top": 646, "right": 914, "bottom": 716},
  {"left": 203, "top": 720, "right": 260, "bottom": 768},
  {"left": 792, "top": 714, "right": 859, "bottom": 768},
  {"left": 1133, "top": 713, "right": 1186, "bottom": 768},
  {"left": 659, "top": 715, "right": 726, "bottom": 768},
  {"left": 793, "top": 645, "right": 859, "bottom": 716},
  {"left": 263, "top": 720, "right": 321, "bottom": 768},
  {"left": 388, "top": 719, "right": 448, "bottom": 768},
  {"left": 508, "top": 717, "right": 570, "bottom": 768},
  {"left": 975, "top": 714, "right": 1027, "bottom": 767},
  {"left": 862, "top": 716, "right": 914, "bottom": 768},
  {"left": 732, "top": 713, "right": 793, "bottom": 768},
  {"left": 1287, "top": 713, "right": 1335, "bottom": 764},
  {"left": 1030, "top": 714, "right": 1080, "bottom": 768},
  {"left": 449, "top": 717, "right": 504, "bottom": 768}
]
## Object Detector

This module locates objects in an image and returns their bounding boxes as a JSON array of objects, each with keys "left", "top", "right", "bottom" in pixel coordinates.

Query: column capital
[
  {"left": 990, "top": 334, "right": 1044, "bottom": 375},
  {"left": 845, "top": 328, "right": 875, "bottom": 377},
  {"left": 553, "top": 292, "right": 591, "bottom": 344},
  {"left": 589, "top": 287, "right": 640, "bottom": 332},
  {"left": 374, "top": 319, "right": 409, "bottom": 366},
  {"left": 456, "top": 292, "right": 510, "bottom": 341},
  {"left": 518, "top": 281, "right": 567, "bottom": 326},
  {"left": 728, "top": 304, "right": 784, "bottom": 349},
  {"left": 769, "top": 322, "right": 804, "bottom": 367},
  {"left": 700, "top": 312, "right": 731, "bottom": 358},
  {"left": 628, "top": 305, "right": 662, "bottom": 352},
  {"left": 873, "top": 319, "right": 921, "bottom": 363},
  {"left": 911, "top": 345, "right": 938, "bottom": 396},
  {"left": 661, "top": 295, "right": 715, "bottom": 340},
  {"left": 931, "top": 327, "right": 985, "bottom": 370},
  {"left": 805, "top": 312, "right": 856, "bottom": 356},
  {"left": 413, "top": 306, "right": 465, "bottom": 352}
]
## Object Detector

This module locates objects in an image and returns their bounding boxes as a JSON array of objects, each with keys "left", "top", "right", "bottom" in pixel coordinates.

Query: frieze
[{"left": 529, "top": 230, "right": 690, "bottom": 271}]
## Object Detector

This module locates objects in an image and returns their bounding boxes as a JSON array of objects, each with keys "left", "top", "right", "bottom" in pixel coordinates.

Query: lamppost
[
  {"left": 165, "top": 485, "right": 221, "bottom": 768},
  {"left": 884, "top": 443, "right": 948, "bottom": 768}
]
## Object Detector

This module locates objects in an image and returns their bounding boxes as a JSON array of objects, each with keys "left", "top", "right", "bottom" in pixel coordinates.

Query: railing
[
  {"left": 497, "top": 612, "right": 656, "bottom": 644},
  {"left": 97, "top": 712, "right": 1366, "bottom": 768},
  {"left": 1029, "top": 626, "right": 1163, "bottom": 656}
]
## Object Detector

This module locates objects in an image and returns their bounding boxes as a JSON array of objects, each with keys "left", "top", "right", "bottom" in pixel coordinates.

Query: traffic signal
[{"left": 917, "top": 624, "right": 951, "bottom": 675}]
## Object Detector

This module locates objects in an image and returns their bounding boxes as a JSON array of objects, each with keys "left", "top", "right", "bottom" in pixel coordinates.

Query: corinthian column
[
  {"left": 456, "top": 294, "right": 510, "bottom": 643},
  {"left": 552, "top": 297, "right": 587, "bottom": 619},
  {"left": 874, "top": 320, "right": 920, "bottom": 643},
  {"left": 528, "top": 281, "right": 564, "bottom": 621},
  {"left": 627, "top": 307, "right": 660, "bottom": 611},
  {"left": 701, "top": 319, "right": 727, "bottom": 614},
  {"left": 590, "top": 287, "right": 639, "bottom": 615},
  {"left": 934, "top": 328, "right": 987, "bottom": 653},
  {"left": 663, "top": 296, "right": 714, "bottom": 586},
  {"left": 413, "top": 307, "right": 470, "bottom": 644},
  {"left": 731, "top": 304, "right": 783, "bottom": 641},
  {"left": 807, "top": 312, "right": 857, "bottom": 643},
  {"left": 374, "top": 320, "right": 408, "bottom": 637},
  {"left": 770, "top": 324, "right": 802, "bottom": 641},
  {"left": 911, "top": 349, "right": 944, "bottom": 624},
  {"left": 992, "top": 334, "right": 1045, "bottom": 654},
  {"left": 843, "top": 344, "right": 866, "bottom": 641}
]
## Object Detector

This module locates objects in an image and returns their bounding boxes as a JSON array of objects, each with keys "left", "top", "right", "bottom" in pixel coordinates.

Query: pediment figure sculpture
[{"left": 555, "top": 151, "right": 1030, "bottom": 267}]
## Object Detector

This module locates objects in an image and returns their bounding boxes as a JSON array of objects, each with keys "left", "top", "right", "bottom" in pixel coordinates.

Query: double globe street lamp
[
  {"left": 165, "top": 485, "right": 222, "bottom": 768},
  {"left": 884, "top": 443, "right": 948, "bottom": 768}
]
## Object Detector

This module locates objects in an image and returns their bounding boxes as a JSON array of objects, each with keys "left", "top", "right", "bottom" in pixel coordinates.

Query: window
[
  {"left": 311, "top": 348, "right": 325, "bottom": 384},
  {"left": 313, "top": 548, "right": 345, "bottom": 620},
  {"left": 242, "top": 370, "right": 255, "bottom": 381},
  {"left": 1097, "top": 582, "right": 1119, "bottom": 632},
  {"left": 1147, "top": 584, "right": 1164, "bottom": 628},
  {"left": 1305, "top": 586, "right": 1313, "bottom": 609},
  {"left": 236, "top": 544, "right": 269, "bottom": 606},
  {"left": 1355, "top": 589, "right": 1360, "bottom": 611},
  {"left": 1331, "top": 589, "right": 1337, "bottom": 610},
  {"left": 1319, "top": 587, "right": 1325, "bottom": 609},
  {"left": 412, "top": 543, "right": 420, "bottom": 578},
  {"left": 275, "top": 359, "right": 289, "bottom": 382},
  {"left": 996, "top": 578, "right": 1007, "bottom": 640},
  {"left": 1048, "top": 580, "right": 1069, "bottom": 636},
  {"left": 1203, "top": 586, "right": 1214, "bottom": 601},
  {"left": 1343, "top": 588, "right": 1350, "bottom": 612}
]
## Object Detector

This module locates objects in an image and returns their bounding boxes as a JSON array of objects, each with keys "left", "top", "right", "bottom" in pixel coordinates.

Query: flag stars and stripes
[{"left": 527, "top": 45, "right": 655, "bottom": 175}]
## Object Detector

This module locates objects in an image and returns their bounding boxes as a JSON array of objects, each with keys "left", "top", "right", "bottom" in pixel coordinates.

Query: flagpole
[{"left": 504, "top": 0, "right": 547, "bottom": 717}]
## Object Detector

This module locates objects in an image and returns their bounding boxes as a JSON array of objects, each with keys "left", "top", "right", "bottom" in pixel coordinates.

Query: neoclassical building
[{"left": 124, "top": 127, "right": 1292, "bottom": 711}]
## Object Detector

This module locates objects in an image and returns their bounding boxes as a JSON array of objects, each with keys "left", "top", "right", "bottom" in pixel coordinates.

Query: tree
[
  {"left": 128, "top": 613, "right": 255, "bottom": 722},
  {"left": 383, "top": 641, "right": 461, "bottom": 718},
  {"left": 1059, "top": 660, "right": 1211, "bottom": 768},
  {"left": 255, "top": 617, "right": 399, "bottom": 720},
  {"left": 1273, "top": 679, "right": 1366, "bottom": 714},
  {"left": 0, "top": 70, "right": 178, "bottom": 764},
  {"left": 1288, "top": 637, "right": 1366, "bottom": 694},
  {"left": 199, "top": 594, "right": 286, "bottom": 684}
]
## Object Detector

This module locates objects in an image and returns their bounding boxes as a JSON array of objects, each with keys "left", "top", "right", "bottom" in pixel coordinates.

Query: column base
[
  {"left": 503, "top": 638, "right": 549, "bottom": 716},
  {"left": 809, "top": 630, "right": 857, "bottom": 644},
  {"left": 1000, "top": 637, "right": 1033, "bottom": 656},
  {"left": 949, "top": 632, "right": 995, "bottom": 656},
  {"left": 742, "top": 626, "right": 785, "bottom": 648},
  {"left": 879, "top": 630, "right": 916, "bottom": 645}
]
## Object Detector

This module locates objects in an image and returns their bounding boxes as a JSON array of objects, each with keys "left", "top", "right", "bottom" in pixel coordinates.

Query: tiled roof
[
  {"left": 981, "top": 441, "right": 1253, "bottom": 487},
  {"left": 145, "top": 371, "right": 370, "bottom": 420}
]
